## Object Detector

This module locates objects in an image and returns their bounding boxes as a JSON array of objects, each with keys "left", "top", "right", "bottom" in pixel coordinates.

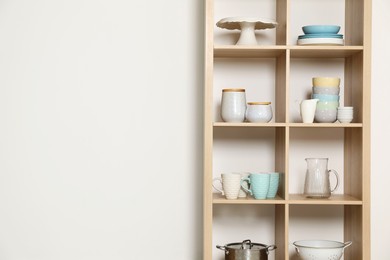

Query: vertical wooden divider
[{"left": 203, "top": 0, "right": 213, "bottom": 259}]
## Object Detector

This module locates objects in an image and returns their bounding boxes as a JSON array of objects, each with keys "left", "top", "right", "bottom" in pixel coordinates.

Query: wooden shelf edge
[
  {"left": 212, "top": 194, "right": 362, "bottom": 205},
  {"left": 213, "top": 193, "right": 285, "bottom": 204},
  {"left": 213, "top": 122, "right": 363, "bottom": 128},
  {"left": 288, "top": 194, "right": 362, "bottom": 205},
  {"left": 213, "top": 122, "right": 286, "bottom": 127},
  {"left": 213, "top": 45, "right": 364, "bottom": 58},
  {"left": 289, "top": 123, "right": 363, "bottom": 128}
]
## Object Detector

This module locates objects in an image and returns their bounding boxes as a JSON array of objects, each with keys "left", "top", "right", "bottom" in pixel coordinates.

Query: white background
[{"left": 0, "top": 0, "right": 388, "bottom": 259}]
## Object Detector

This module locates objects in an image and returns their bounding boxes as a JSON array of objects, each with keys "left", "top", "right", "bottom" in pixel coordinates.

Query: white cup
[
  {"left": 212, "top": 173, "right": 242, "bottom": 200},
  {"left": 300, "top": 99, "right": 319, "bottom": 123}
]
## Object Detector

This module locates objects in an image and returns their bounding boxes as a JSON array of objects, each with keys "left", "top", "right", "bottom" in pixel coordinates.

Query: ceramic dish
[
  {"left": 312, "top": 93, "right": 340, "bottom": 101},
  {"left": 302, "top": 25, "right": 341, "bottom": 34},
  {"left": 316, "top": 101, "right": 339, "bottom": 109},
  {"left": 297, "top": 38, "right": 344, "bottom": 46},
  {"left": 298, "top": 34, "right": 343, "bottom": 39},
  {"left": 312, "top": 86, "right": 340, "bottom": 95},
  {"left": 312, "top": 77, "right": 340, "bottom": 87}
]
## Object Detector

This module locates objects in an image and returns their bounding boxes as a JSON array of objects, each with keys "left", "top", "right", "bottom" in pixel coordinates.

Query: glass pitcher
[{"left": 304, "top": 158, "right": 339, "bottom": 198}]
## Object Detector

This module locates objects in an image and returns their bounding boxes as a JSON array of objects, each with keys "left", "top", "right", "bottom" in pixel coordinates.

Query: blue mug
[
  {"left": 241, "top": 173, "right": 270, "bottom": 199},
  {"left": 266, "top": 172, "right": 280, "bottom": 199}
]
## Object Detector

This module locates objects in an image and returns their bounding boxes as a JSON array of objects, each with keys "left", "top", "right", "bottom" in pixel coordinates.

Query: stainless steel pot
[{"left": 217, "top": 239, "right": 277, "bottom": 260}]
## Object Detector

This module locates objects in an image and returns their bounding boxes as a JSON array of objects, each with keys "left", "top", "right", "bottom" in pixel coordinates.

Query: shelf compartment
[
  {"left": 213, "top": 127, "right": 278, "bottom": 174},
  {"left": 289, "top": 128, "right": 346, "bottom": 195},
  {"left": 213, "top": 204, "right": 286, "bottom": 260},
  {"left": 288, "top": 194, "right": 362, "bottom": 205},
  {"left": 288, "top": 58, "right": 345, "bottom": 123},
  {"left": 289, "top": 204, "right": 364, "bottom": 260},
  {"left": 288, "top": 205, "right": 345, "bottom": 259},
  {"left": 289, "top": 0, "right": 345, "bottom": 45},
  {"left": 214, "top": 45, "right": 286, "bottom": 58},
  {"left": 213, "top": 57, "right": 287, "bottom": 123},
  {"left": 214, "top": 0, "right": 284, "bottom": 46},
  {"left": 213, "top": 193, "right": 285, "bottom": 204}
]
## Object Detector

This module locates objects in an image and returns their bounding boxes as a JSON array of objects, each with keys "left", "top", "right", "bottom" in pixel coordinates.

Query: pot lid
[{"left": 224, "top": 240, "right": 269, "bottom": 250}]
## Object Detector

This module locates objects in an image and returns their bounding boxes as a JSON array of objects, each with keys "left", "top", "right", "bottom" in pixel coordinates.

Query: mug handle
[
  {"left": 329, "top": 169, "right": 340, "bottom": 192},
  {"left": 240, "top": 178, "right": 252, "bottom": 195},
  {"left": 212, "top": 177, "right": 224, "bottom": 195}
]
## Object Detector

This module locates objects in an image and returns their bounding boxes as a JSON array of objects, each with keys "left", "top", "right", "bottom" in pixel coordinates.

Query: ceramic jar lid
[{"left": 247, "top": 102, "right": 271, "bottom": 105}]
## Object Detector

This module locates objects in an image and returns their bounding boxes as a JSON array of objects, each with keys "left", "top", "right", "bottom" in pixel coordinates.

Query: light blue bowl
[
  {"left": 302, "top": 25, "right": 341, "bottom": 34},
  {"left": 312, "top": 93, "right": 340, "bottom": 102},
  {"left": 316, "top": 101, "right": 339, "bottom": 110}
]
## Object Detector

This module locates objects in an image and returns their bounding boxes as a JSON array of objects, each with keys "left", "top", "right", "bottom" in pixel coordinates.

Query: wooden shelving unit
[{"left": 204, "top": 0, "right": 371, "bottom": 259}]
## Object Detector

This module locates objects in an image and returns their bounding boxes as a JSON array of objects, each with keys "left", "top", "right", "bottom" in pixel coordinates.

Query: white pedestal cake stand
[{"left": 216, "top": 17, "right": 278, "bottom": 45}]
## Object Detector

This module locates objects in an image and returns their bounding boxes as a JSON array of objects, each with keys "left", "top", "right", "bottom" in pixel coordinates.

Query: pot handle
[
  {"left": 241, "top": 239, "right": 253, "bottom": 249},
  {"left": 216, "top": 245, "right": 226, "bottom": 251},
  {"left": 343, "top": 241, "right": 353, "bottom": 249},
  {"left": 265, "top": 245, "right": 277, "bottom": 254}
]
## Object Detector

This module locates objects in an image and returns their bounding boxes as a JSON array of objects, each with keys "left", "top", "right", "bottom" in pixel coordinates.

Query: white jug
[{"left": 300, "top": 99, "right": 319, "bottom": 123}]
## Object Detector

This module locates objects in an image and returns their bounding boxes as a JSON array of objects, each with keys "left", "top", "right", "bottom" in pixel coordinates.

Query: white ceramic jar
[
  {"left": 245, "top": 102, "right": 273, "bottom": 123},
  {"left": 221, "top": 89, "right": 246, "bottom": 122}
]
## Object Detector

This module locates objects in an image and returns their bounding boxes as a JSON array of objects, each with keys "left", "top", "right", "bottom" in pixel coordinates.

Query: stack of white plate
[{"left": 297, "top": 25, "right": 344, "bottom": 46}]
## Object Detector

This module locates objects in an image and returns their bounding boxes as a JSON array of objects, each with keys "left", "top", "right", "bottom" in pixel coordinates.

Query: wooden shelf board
[
  {"left": 213, "top": 193, "right": 285, "bottom": 204},
  {"left": 213, "top": 122, "right": 363, "bottom": 128},
  {"left": 214, "top": 45, "right": 363, "bottom": 58},
  {"left": 289, "top": 194, "right": 362, "bottom": 205},
  {"left": 289, "top": 45, "right": 363, "bottom": 58},
  {"left": 213, "top": 122, "right": 286, "bottom": 127},
  {"left": 214, "top": 45, "right": 286, "bottom": 58},
  {"left": 289, "top": 122, "right": 363, "bottom": 128}
]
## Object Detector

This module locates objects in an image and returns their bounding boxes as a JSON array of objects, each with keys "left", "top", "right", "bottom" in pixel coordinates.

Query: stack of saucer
[
  {"left": 297, "top": 25, "right": 344, "bottom": 46},
  {"left": 337, "top": 107, "right": 353, "bottom": 123}
]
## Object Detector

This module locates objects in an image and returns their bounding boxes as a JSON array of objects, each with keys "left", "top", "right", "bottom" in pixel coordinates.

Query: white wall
[
  {"left": 0, "top": 0, "right": 388, "bottom": 259},
  {"left": 0, "top": 0, "right": 203, "bottom": 259},
  {"left": 371, "top": 0, "right": 390, "bottom": 259}
]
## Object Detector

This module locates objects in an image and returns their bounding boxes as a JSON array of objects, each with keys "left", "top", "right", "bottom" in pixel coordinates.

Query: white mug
[{"left": 212, "top": 173, "right": 242, "bottom": 200}]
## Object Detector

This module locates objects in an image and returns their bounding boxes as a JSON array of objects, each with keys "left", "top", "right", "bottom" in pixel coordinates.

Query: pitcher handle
[
  {"left": 212, "top": 177, "right": 224, "bottom": 195},
  {"left": 240, "top": 178, "right": 252, "bottom": 195},
  {"left": 329, "top": 169, "right": 339, "bottom": 192}
]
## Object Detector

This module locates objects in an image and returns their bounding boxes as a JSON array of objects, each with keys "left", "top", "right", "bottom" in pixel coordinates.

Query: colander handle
[{"left": 343, "top": 241, "right": 353, "bottom": 249}]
